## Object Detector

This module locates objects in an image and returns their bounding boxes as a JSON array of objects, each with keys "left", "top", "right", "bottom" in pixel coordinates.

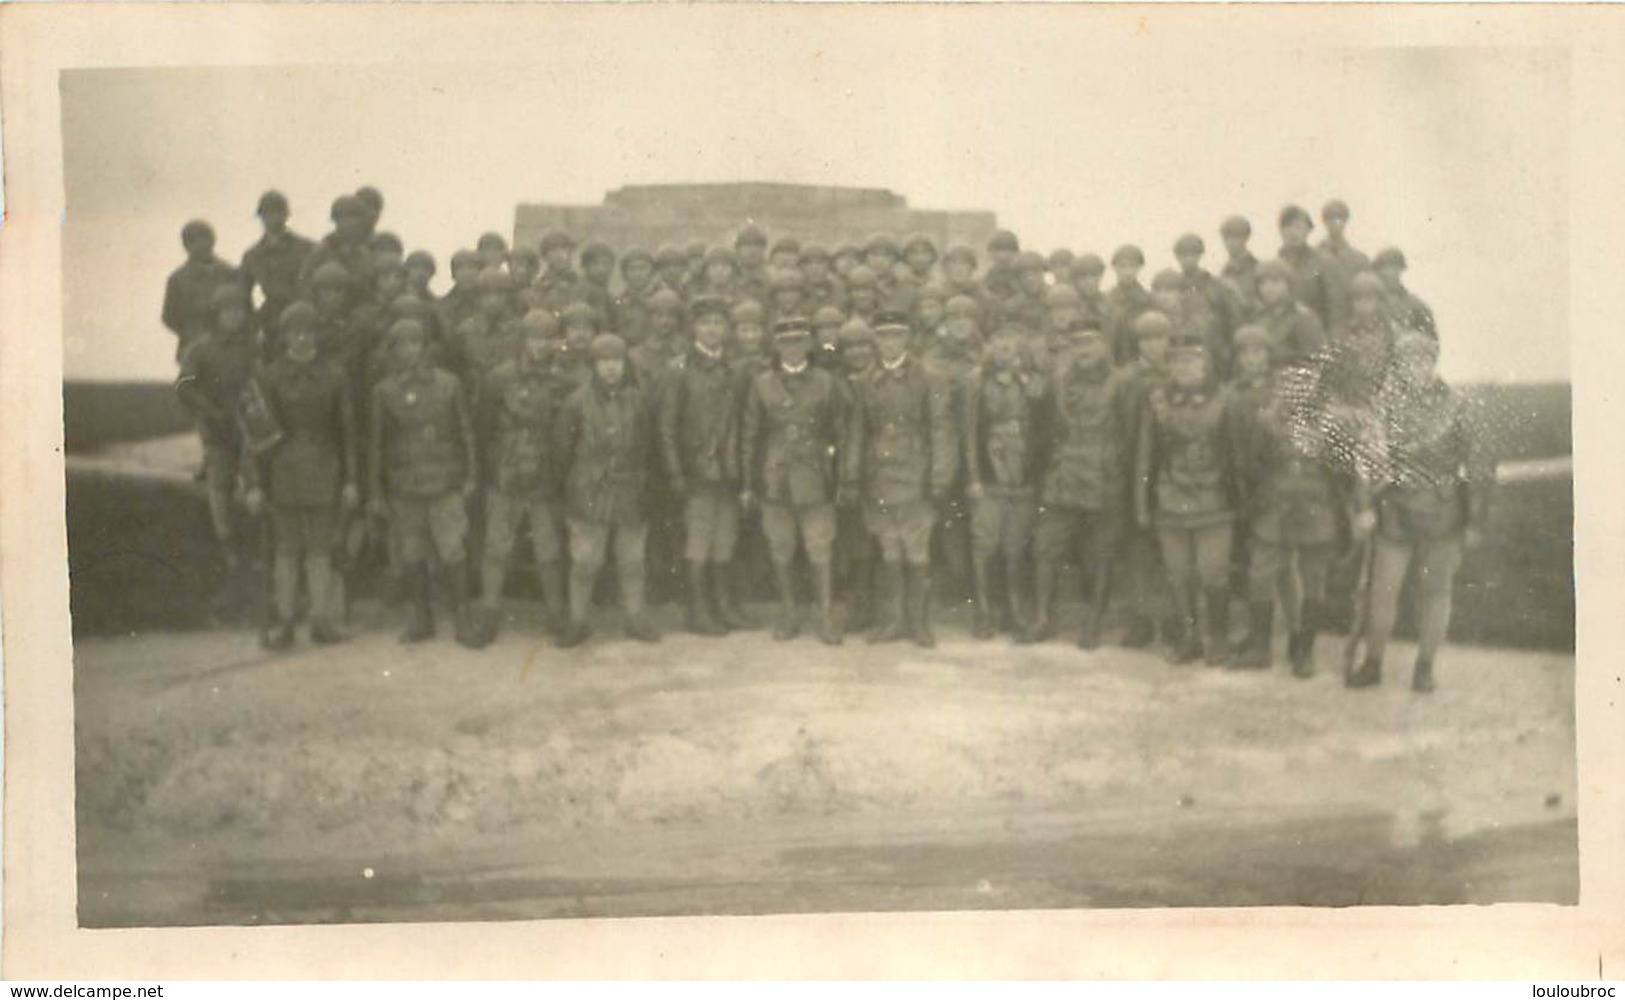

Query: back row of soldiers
[{"left": 168, "top": 187, "right": 1489, "bottom": 692}]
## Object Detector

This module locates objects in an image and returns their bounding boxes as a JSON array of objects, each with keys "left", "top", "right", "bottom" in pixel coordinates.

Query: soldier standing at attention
[
  {"left": 1218, "top": 215, "right": 1261, "bottom": 317},
  {"left": 553, "top": 333, "right": 661, "bottom": 647},
  {"left": 299, "top": 195, "right": 374, "bottom": 304},
  {"left": 1351, "top": 330, "right": 1493, "bottom": 693},
  {"left": 1316, "top": 199, "right": 1371, "bottom": 334},
  {"left": 1252, "top": 259, "right": 1328, "bottom": 370},
  {"left": 1069, "top": 254, "right": 1111, "bottom": 334},
  {"left": 736, "top": 225, "right": 772, "bottom": 304},
  {"left": 833, "top": 318, "right": 880, "bottom": 634},
  {"left": 176, "top": 284, "right": 262, "bottom": 617},
  {"left": 532, "top": 230, "right": 581, "bottom": 314},
  {"left": 239, "top": 191, "right": 316, "bottom": 355},
  {"left": 404, "top": 250, "right": 438, "bottom": 302},
  {"left": 579, "top": 241, "right": 618, "bottom": 325},
  {"left": 1135, "top": 340, "right": 1243, "bottom": 666},
  {"left": 1371, "top": 247, "right": 1438, "bottom": 341},
  {"left": 612, "top": 248, "right": 658, "bottom": 346},
  {"left": 438, "top": 249, "right": 485, "bottom": 335},
  {"left": 998, "top": 252, "right": 1049, "bottom": 336},
  {"left": 1275, "top": 204, "right": 1334, "bottom": 330},
  {"left": 963, "top": 326, "right": 1044, "bottom": 639},
  {"left": 1023, "top": 326, "right": 1133, "bottom": 648},
  {"left": 1174, "top": 233, "right": 1241, "bottom": 359},
  {"left": 661, "top": 295, "right": 756, "bottom": 636},
  {"left": 1116, "top": 311, "right": 1176, "bottom": 648},
  {"left": 740, "top": 317, "right": 847, "bottom": 645},
  {"left": 1105, "top": 245, "right": 1153, "bottom": 366},
  {"left": 982, "top": 229, "right": 1023, "bottom": 305},
  {"left": 163, "top": 220, "right": 241, "bottom": 362},
  {"left": 473, "top": 310, "right": 568, "bottom": 645},
  {"left": 244, "top": 301, "right": 360, "bottom": 650},
  {"left": 369, "top": 318, "right": 481, "bottom": 647},
  {"left": 843, "top": 313, "right": 953, "bottom": 648}
]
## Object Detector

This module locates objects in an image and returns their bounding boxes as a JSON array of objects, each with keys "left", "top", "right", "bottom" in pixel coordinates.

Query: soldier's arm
[
  {"left": 1133, "top": 396, "right": 1157, "bottom": 526},
  {"left": 453, "top": 381, "right": 478, "bottom": 491},
  {"left": 173, "top": 347, "right": 223, "bottom": 422},
  {"left": 338, "top": 377, "right": 359, "bottom": 491},
  {"left": 161, "top": 273, "right": 188, "bottom": 338},
  {"left": 961, "top": 379, "right": 984, "bottom": 493},
  {"left": 657, "top": 370, "right": 685, "bottom": 486},
  {"left": 838, "top": 379, "right": 864, "bottom": 499},
  {"left": 367, "top": 386, "right": 387, "bottom": 505}
]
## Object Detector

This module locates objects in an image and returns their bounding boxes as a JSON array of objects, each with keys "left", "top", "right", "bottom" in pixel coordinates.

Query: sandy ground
[{"left": 75, "top": 598, "right": 1577, "bottom": 927}]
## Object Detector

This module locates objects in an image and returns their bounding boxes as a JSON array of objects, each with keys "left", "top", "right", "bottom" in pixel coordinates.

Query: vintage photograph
[{"left": 57, "top": 21, "right": 1575, "bottom": 930}]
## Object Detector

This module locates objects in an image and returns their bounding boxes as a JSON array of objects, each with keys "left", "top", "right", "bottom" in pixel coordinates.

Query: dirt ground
[{"left": 74, "top": 597, "right": 1577, "bottom": 927}]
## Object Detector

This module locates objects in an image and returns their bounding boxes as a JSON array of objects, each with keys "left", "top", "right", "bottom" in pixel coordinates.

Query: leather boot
[
  {"left": 1018, "top": 560, "right": 1056, "bottom": 644},
  {"left": 1121, "top": 614, "right": 1155, "bottom": 649},
  {"left": 685, "top": 560, "right": 726, "bottom": 636},
  {"left": 1078, "top": 568, "right": 1111, "bottom": 651},
  {"left": 711, "top": 562, "right": 756, "bottom": 631},
  {"left": 814, "top": 561, "right": 843, "bottom": 645},
  {"left": 910, "top": 565, "right": 936, "bottom": 649},
  {"left": 622, "top": 563, "right": 661, "bottom": 642},
  {"left": 868, "top": 562, "right": 907, "bottom": 643},
  {"left": 1204, "top": 587, "right": 1232, "bottom": 667},
  {"left": 1166, "top": 584, "right": 1202, "bottom": 665},
  {"left": 261, "top": 617, "right": 296, "bottom": 651},
  {"left": 399, "top": 565, "right": 435, "bottom": 644},
  {"left": 538, "top": 560, "right": 567, "bottom": 636},
  {"left": 845, "top": 550, "right": 873, "bottom": 634},
  {"left": 772, "top": 562, "right": 800, "bottom": 641},
  {"left": 1004, "top": 557, "right": 1030, "bottom": 637},
  {"left": 447, "top": 561, "right": 482, "bottom": 649},
  {"left": 1411, "top": 657, "right": 1436, "bottom": 693},
  {"left": 1233, "top": 601, "right": 1273, "bottom": 670},
  {"left": 1346, "top": 653, "right": 1383, "bottom": 689},
  {"left": 971, "top": 557, "right": 995, "bottom": 639}
]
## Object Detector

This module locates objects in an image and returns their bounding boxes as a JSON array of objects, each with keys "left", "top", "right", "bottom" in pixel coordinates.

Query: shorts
[
  {"left": 863, "top": 498, "right": 935, "bottom": 565},
  {"left": 568, "top": 516, "right": 648, "bottom": 569},
  {"left": 391, "top": 492, "right": 469, "bottom": 566},
  {"left": 683, "top": 485, "right": 741, "bottom": 563},
  {"left": 971, "top": 492, "right": 1038, "bottom": 559},
  {"left": 762, "top": 501, "right": 836, "bottom": 567},
  {"left": 1033, "top": 504, "right": 1122, "bottom": 567},
  {"left": 484, "top": 492, "right": 562, "bottom": 564},
  {"left": 271, "top": 503, "right": 338, "bottom": 558},
  {"left": 203, "top": 442, "right": 240, "bottom": 497}
]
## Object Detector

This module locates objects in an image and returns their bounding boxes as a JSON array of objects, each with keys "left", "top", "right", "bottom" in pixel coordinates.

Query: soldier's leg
[
  {"left": 1195, "top": 522, "right": 1235, "bottom": 666},
  {"left": 480, "top": 492, "right": 521, "bottom": 617},
  {"left": 562, "top": 516, "right": 609, "bottom": 647},
  {"left": 1022, "top": 505, "right": 1074, "bottom": 643},
  {"left": 1410, "top": 537, "right": 1463, "bottom": 692},
  {"left": 1357, "top": 537, "right": 1414, "bottom": 687},
  {"left": 390, "top": 497, "right": 436, "bottom": 643},
  {"left": 1003, "top": 495, "right": 1037, "bottom": 636},
  {"left": 203, "top": 443, "right": 245, "bottom": 620},
  {"left": 1119, "top": 528, "right": 1158, "bottom": 648},
  {"left": 837, "top": 505, "right": 875, "bottom": 633},
  {"left": 939, "top": 495, "right": 972, "bottom": 606},
  {"left": 1289, "top": 543, "right": 1334, "bottom": 678},
  {"left": 305, "top": 504, "right": 345, "bottom": 645},
  {"left": 968, "top": 495, "right": 1001, "bottom": 638},
  {"left": 683, "top": 490, "right": 726, "bottom": 636},
  {"left": 866, "top": 505, "right": 907, "bottom": 644},
  {"left": 1158, "top": 527, "right": 1201, "bottom": 664},
  {"left": 802, "top": 503, "right": 841, "bottom": 645},
  {"left": 901, "top": 500, "right": 936, "bottom": 649},
  {"left": 707, "top": 491, "right": 753, "bottom": 630},
  {"left": 427, "top": 492, "right": 478, "bottom": 648},
  {"left": 761, "top": 503, "right": 801, "bottom": 640},
  {"left": 616, "top": 519, "right": 659, "bottom": 642},
  {"left": 1077, "top": 510, "right": 1118, "bottom": 651},
  {"left": 1236, "top": 539, "right": 1281, "bottom": 669},
  {"left": 528, "top": 500, "right": 567, "bottom": 634},
  {"left": 264, "top": 505, "right": 303, "bottom": 650}
]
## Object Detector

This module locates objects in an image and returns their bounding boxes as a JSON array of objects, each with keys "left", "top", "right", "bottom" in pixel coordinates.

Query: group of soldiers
[{"left": 165, "top": 185, "right": 1491, "bottom": 693}]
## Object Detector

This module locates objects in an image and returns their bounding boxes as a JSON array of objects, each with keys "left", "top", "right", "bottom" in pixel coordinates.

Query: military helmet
[
  {"left": 620, "top": 247, "right": 654, "bottom": 270},
  {"left": 256, "top": 190, "right": 289, "bottom": 217},
  {"left": 477, "top": 268, "right": 513, "bottom": 293},
  {"left": 1255, "top": 259, "right": 1292, "bottom": 283},
  {"left": 1111, "top": 244, "right": 1145, "bottom": 267},
  {"left": 654, "top": 244, "right": 686, "bottom": 268},
  {"left": 987, "top": 229, "right": 1020, "bottom": 253},
  {"left": 560, "top": 301, "right": 600, "bottom": 327},
  {"left": 838, "top": 317, "right": 876, "bottom": 347},
  {"left": 371, "top": 231, "right": 405, "bottom": 255},
  {"left": 580, "top": 241, "right": 615, "bottom": 265},
  {"left": 732, "top": 299, "right": 767, "bottom": 324},
  {"left": 1174, "top": 233, "right": 1205, "bottom": 256},
  {"left": 799, "top": 243, "right": 831, "bottom": 263},
  {"left": 945, "top": 295, "right": 980, "bottom": 320},
  {"left": 591, "top": 333, "right": 627, "bottom": 360},
  {"left": 1072, "top": 253, "right": 1106, "bottom": 278},
  {"left": 813, "top": 304, "right": 847, "bottom": 327},
  {"left": 1219, "top": 215, "right": 1252, "bottom": 239},
  {"left": 688, "top": 293, "right": 731, "bottom": 320},
  {"left": 845, "top": 265, "right": 878, "bottom": 289},
  {"left": 1278, "top": 204, "right": 1314, "bottom": 230},
  {"left": 477, "top": 231, "right": 508, "bottom": 253},
  {"left": 312, "top": 261, "right": 352, "bottom": 290},
  {"left": 519, "top": 309, "right": 560, "bottom": 338},
  {"left": 1013, "top": 251, "right": 1046, "bottom": 273},
  {"left": 1372, "top": 247, "right": 1408, "bottom": 271},
  {"left": 1321, "top": 198, "right": 1351, "bottom": 222},
  {"left": 1232, "top": 324, "right": 1270, "bottom": 350},
  {"left": 280, "top": 301, "right": 318, "bottom": 330},
  {"left": 330, "top": 195, "right": 367, "bottom": 221},
  {"left": 405, "top": 250, "right": 437, "bottom": 274},
  {"left": 1045, "top": 284, "right": 1081, "bottom": 307},
  {"left": 647, "top": 289, "right": 683, "bottom": 314},
  {"left": 903, "top": 233, "right": 939, "bottom": 258},
  {"left": 539, "top": 229, "right": 576, "bottom": 253},
  {"left": 942, "top": 243, "right": 978, "bottom": 267},
  {"left": 1133, "top": 311, "right": 1174, "bottom": 339},
  {"left": 181, "top": 219, "right": 215, "bottom": 246},
  {"left": 735, "top": 224, "right": 769, "bottom": 248},
  {"left": 1150, "top": 268, "right": 1184, "bottom": 292}
]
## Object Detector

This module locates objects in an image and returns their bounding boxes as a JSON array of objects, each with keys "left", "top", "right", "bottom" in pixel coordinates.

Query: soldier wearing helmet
[
  {"left": 298, "top": 195, "right": 375, "bottom": 301},
  {"left": 163, "top": 219, "right": 241, "bottom": 361},
  {"left": 240, "top": 191, "right": 316, "bottom": 348},
  {"left": 1218, "top": 215, "right": 1260, "bottom": 313},
  {"left": 1069, "top": 253, "right": 1111, "bottom": 333},
  {"left": 1275, "top": 204, "right": 1334, "bottom": 329},
  {"left": 1316, "top": 199, "right": 1371, "bottom": 332},
  {"left": 1371, "top": 247, "right": 1437, "bottom": 341},
  {"left": 1104, "top": 245, "right": 1154, "bottom": 366}
]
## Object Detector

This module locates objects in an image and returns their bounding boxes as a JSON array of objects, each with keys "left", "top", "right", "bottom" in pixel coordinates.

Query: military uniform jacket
[
  {"left": 1316, "top": 238, "right": 1371, "bottom": 333},
  {"left": 630, "top": 339, "right": 683, "bottom": 399},
  {"left": 162, "top": 257, "right": 242, "bottom": 356},
  {"left": 1374, "top": 376, "right": 1493, "bottom": 536},
  {"left": 997, "top": 290, "right": 1048, "bottom": 335},
  {"left": 240, "top": 230, "right": 316, "bottom": 329},
  {"left": 1221, "top": 253, "right": 1261, "bottom": 314},
  {"left": 922, "top": 352, "right": 978, "bottom": 491},
  {"left": 1238, "top": 383, "right": 1346, "bottom": 546},
  {"left": 843, "top": 355, "right": 953, "bottom": 506},
  {"left": 963, "top": 368, "right": 1043, "bottom": 496},
  {"left": 459, "top": 314, "right": 520, "bottom": 383},
  {"left": 371, "top": 367, "right": 473, "bottom": 499},
  {"left": 246, "top": 356, "right": 357, "bottom": 508},
  {"left": 1181, "top": 271, "right": 1241, "bottom": 343},
  {"left": 660, "top": 347, "right": 745, "bottom": 488},
  {"left": 1137, "top": 382, "right": 1241, "bottom": 529},
  {"left": 1105, "top": 282, "right": 1155, "bottom": 366},
  {"left": 1254, "top": 299, "right": 1328, "bottom": 369},
  {"left": 299, "top": 234, "right": 374, "bottom": 298},
  {"left": 1077, "top": 290, "right": 1111, "bottom": 335},
  {"left": 742, "top": 362, "right": 845, "bottom": 507},
  {"left": 1035, "top": 361, "right": 1133, "bottom": 512},
  {"left": 611, "top": 285, "right": 657, "bottom": 345},
  {"left": 556, "top": 377, "right": 657, "bottom": 525},
  {"left": 1277, "top": 245, "right": 1333, "bottom": 329},
  {"left": 436, "top": 286, "right": 481, "bottom": 343},
  {"left": 176, "top": 330, "right": 259, "bottom": 448},
  {"left": 479, "top": 358, "right": 565, "bottom": 500}
]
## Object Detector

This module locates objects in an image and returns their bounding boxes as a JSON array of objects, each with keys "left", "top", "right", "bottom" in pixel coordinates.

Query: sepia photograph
[{"left": 5, "top": 5, "right": 1611, "bottom": 977}]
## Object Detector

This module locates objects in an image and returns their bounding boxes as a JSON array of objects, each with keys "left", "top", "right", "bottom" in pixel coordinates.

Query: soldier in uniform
[
  {"left": 1276, "top": 204, "right": 1334, "bottom": 329},
  {"left": 1174, "top": 233, "right": 1241, "bottom": 360},
  {"left": 299, "top": 195, "right": 375, "bottom": 304},
  {"left": 660, "top": 295, "right": 756, "bottom": 636},
  {"left": 163, "top": 220, "right": 241, "bottom": 362},
  {"left": 507, "top": 246, "right": 541, "bottom": 295},
  {"left": 963, "top": 325, "right": 1044, "bottom": 638},
  {"left": 843, "top": 314, "right": 953, "bottom": 648},
  {"left": 1069, "top": 254, "right": 1111, "bottom": 333},
  {"left": 1116, "top": 311, "right": 1176, "bottom": 647},
  {"left": 812, "top": 304, "right": 848, "bottom": 370},
  {"left": 653, "top": 244, "right": 690, "bottom": 296},
  {"left": 740, "top": 317, "right": 847, "bottom": 644},
  {"left": 354, "top": 186, "right": 384, "bottom": 238},
  {"left": 1105, "top": 245, "right": 1153, "bottom": 366},
  {"left": 941, "top": 294, "right": 986, "bottom": 369},
  {"left": 474, "top": 232, "right": 508, "bottom": 271},
  {"left": 239, "top": 191, "right": 316, "bottom": 355},
  {"left": 833, "top": 243, "right": 863, "bottom": 283},
  {"left": 998, "top": 252, "right": 1048, "bottom": 333},
  {"left": 941, "top": 244, "right": 984, "bottom": 307},
  {"left": 767, "top": 268, "right": 809, "bottom": 325},
  {"left": 437, "top": 249, "right": 484, "bottom": 335},
  {"left": 371, "top": 232, "right": 405, "bottom": 273},
  {"left": 1024, "top": 326, "right": 1133, "bottom": 647},
  {"left": 798, "top": 244, "right": 846, "bottom": 314},
  {"left": 769, "top": 237, "right": 802, "bottom": 274},
  {"left": 242, "top": 300, "right": 360, "bottom": 649},
  {"left": 1252, "top": 259, "right": 1328, "bottom": 370},
  {"left": 580, "top": 242, "right": 618, "bottom": 323},
  {"left": 1218, "top": 215, "right": 1260, "bottom": 315},
  {"left": 1047, "top": 250, "right": 1075, "bottom": 287},
  {"left": 458, "top": 269, "right": 521, "bottom": 384},
  {"left": 612, "top": 248, "right": 657, "bottom": 346},
  {"left": 844, "top": 265, "right": 881, "bottom": 324},
  {"left": 473, "top": 310, "right": 569, "bottom": 645},
  {"left": 687, "top": 246, "right": 741, "bottom": 304},
  {"left": 731, "top": 299, "right": 772, "bottom": 374},
  {"left": 1135, "top": 340, "right": 1244, "bottom": 665},
  {"left": 1372, "top": 247, "right": 1438, "bottom": 340},
  {"left": 368, "top": 318, "right": 480, "bottom": 647},
  {"left": 553, "top": 333, "right": 661, "bottom": 647},
  {"left": 532, "top": 229, "right": 582, "bottom": 314},
  {"left": 982, "top": 229, "right": 1022, "bottom": 304},
  {"left": 1323, "top": 271, "right": 1395, "bottom": 407},
  {"left": 1225, "top": 323, "right": 1277, "bottom": 659},
  {"left": 404, "top": 250, "right": 437, "bottom": 302},
  {"left": 834, "top": 317, "right": 880, "bottom": 633},
  {"left": 176, "top": 284, "right": 261, "bottom": 616},
  {"left": 1351, "top": 330, "right": 1493, "bottom": 693},
  {"left": 1316, "top": 199, "right": 1371, "bottom": 334},
  {"left": 1037, "top": 284, "right": 1083, "bottom": 372},
  {"left": 902, "top": 233, "right": 940, "bottom": 288},
  {"left": 863, "top": 233, "right": 904, "bottom": 308},
  {"left": 736, "top": 226, "right": 771, "bottom": 303},
  {"left": 625, "top": 291, "right": 682, "bottom": 389},
  {"left": 912, "top": 282, "right": 948, "bottom": 356}
]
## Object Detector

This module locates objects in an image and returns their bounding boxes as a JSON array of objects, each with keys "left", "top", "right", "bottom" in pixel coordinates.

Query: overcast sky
[{"left": 60, "top": 20, "right": 1568, "bottom": 384}]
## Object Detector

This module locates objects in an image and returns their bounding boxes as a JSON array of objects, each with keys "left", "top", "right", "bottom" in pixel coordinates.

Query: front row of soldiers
[{"left": 182, "top": 273, "right": 1489, "bottom": 693}]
